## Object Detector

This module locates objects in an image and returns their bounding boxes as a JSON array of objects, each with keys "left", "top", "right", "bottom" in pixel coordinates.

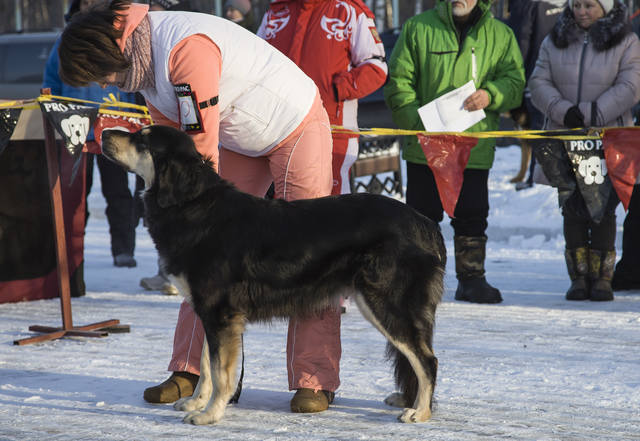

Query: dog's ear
[
  {"left": 600, "top": 158, "right": 607, "bottom": 176},
  {"left": 578, "top": 159, "right": 587, "bottom": 177},
  {"left": 156, "top": 159, "right": 191, "bottom": 207},
  {"left": 155, "top": 158, "right": 212, "bottom": 208},
  {"left": 80, "top": 117, "right": 89, "bottom": 138},
  {"left": 60, "top": 118, "right": 72, "bottom": 137}
]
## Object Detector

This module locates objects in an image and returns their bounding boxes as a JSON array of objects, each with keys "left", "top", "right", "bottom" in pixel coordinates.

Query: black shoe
[
  {"left": 455, "top": 277, "right": 502, "bottom": 304},
  {"left": 114, "top": 254, "right": 137, "bottom": 268}
]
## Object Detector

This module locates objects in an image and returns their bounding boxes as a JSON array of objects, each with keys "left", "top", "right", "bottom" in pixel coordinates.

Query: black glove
[{"left": 563, "top": 105, "right": 584, "bottom": 128}]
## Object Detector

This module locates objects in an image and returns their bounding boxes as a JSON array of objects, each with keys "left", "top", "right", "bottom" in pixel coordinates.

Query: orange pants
[{"left": 167, "top": 93, "right": 342, "bottom": 392}]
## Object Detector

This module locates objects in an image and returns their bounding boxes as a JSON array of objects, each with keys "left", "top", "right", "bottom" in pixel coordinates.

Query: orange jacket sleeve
[{"left": 168, "top": 34, "right": 222, "bottom": 170}]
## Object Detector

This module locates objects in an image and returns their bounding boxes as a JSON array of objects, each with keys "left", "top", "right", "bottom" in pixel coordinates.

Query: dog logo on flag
[
  {"left": 578, "top": 156, "right": 607, "bottom": 185},
  {"left": 60, "top": 114, "right": 90, "bottom": 147}
]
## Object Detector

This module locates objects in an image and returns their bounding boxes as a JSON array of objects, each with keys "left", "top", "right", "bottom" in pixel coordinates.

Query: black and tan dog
[{"left": 101, "top": 125, "right": 446, "bottom": 424}]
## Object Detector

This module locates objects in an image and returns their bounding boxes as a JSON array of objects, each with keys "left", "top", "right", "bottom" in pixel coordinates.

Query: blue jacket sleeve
[{"left": 42, "top": 38, "right": 62, "bottom": 95}]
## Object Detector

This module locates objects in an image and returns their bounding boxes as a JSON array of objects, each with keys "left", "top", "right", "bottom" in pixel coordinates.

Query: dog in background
[
  {"left": 506, "top": 105, "right": 533, "bottom": 185},
  {"left": 101, "top": 125, "right": 446, "bottom": 425}
]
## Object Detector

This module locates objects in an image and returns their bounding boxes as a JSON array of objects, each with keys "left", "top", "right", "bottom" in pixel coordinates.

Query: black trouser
[
  {"left": 562, "top": 189, "right": 618, "bottom": 251},
  {"left": 86, "top": 153, "right": 138, "bottom": 257},
  {"left": 617, "top": 183, "right": 640, "bottom": 269},
  {"left": 406, "top": 162, "right": 489, "bottom": 237}
]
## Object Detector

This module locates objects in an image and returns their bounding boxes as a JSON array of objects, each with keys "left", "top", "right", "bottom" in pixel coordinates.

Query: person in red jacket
[
  {"left": 257, "top": 0, "right": 387, "bottom": 413},
  {"left": 258, "top": 0, "right": 387, "bottom": 196}
]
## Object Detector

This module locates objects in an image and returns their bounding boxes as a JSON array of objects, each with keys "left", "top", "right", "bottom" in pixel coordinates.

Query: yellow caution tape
[
  {"left": 1, "top": 95, "right": 154, "bottom": 123},
  {"left": 3, "top": 96, "right": 638, "bottom": 141},
  {"left": 331, "top": 125, "right": 609, "bottom": 140}
]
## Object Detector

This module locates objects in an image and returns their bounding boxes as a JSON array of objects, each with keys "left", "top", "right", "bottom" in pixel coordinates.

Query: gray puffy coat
[{"left": 529, "top": 3, "right": 640, "bottom": 129}]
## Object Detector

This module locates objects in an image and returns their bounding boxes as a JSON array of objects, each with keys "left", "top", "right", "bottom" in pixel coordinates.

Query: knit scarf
[{"left": 118, "top": 15, "right": 154, "bottom": 92}]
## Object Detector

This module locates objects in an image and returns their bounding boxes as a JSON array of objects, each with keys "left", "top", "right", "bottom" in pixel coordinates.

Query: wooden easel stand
[{"left": 13, "top": 93, "right": 129, "bottom": 345}]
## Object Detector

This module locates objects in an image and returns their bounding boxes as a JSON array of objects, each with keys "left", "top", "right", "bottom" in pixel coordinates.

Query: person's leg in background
[
  {"left": 330, "top": 134, "right": 358, "bottom": 196},
  {"left": 143, "top": 301, "right": 203, "bottom": 403},
  {"left": 406, "top": 163, "right": 499, "bottom": 303},
  {"left": 588, "top": 210, "right": 617, "bottom": 301},
  {"left": 450, "top": 169, "right": 502, "bottom": 304},
  {"left": 404, "top": 161, "right": 445, "bottom": 225},
  {"left": 85, "top": 153, "right": 96, "bottom": 227},
  {"left": 560, "top": 190, "right": 618, "bottom": 301},
  {"left": 95, "top": 153, "right": 137, "bottom": 267},
  {"left": 562, "top": 203, "right": 591, "bottom": 301},
  {"left": 612, "top": 184, "right": 640, "bottom": 290}
]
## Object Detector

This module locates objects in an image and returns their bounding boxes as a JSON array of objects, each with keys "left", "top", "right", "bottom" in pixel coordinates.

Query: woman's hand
[{"left": 563, "top": 106, "right": 585, "bottom": 128}]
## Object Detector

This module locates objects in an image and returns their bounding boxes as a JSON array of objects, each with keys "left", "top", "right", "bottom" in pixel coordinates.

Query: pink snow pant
[{"left": 167, "top": 92, "right": 342, "bottom": 393}]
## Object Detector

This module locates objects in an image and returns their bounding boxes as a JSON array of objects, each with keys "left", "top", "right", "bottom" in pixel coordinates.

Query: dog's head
[{"left": 101, "top": 125, "right": 216, "bottom": 207}]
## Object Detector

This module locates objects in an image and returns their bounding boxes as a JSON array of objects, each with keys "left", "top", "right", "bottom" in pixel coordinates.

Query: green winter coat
[{"left": 383, "top": 0, "right": 525, "bottom": 169}]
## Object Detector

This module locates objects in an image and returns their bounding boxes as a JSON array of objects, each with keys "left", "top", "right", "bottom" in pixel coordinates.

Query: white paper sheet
[{"left": 418, "top": 80, "right": 486, "bottom": 133}]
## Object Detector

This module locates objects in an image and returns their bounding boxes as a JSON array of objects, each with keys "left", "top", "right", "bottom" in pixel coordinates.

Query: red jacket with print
[{"left": 257, "top": 0, "right": 387, "bottom": 129}]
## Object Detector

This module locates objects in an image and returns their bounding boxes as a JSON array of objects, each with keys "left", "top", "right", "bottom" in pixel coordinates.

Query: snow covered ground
[{"left": 1, "top": 145, "right": 639, "bottom": 441}]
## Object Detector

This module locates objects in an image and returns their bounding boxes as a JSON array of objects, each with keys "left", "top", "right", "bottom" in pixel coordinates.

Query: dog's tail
[
  {"left": 386, "top": 343, "right": 438, "bottom": 410},
  {"left": 387, "top": 345, "right": 418, "bottom": 407}
]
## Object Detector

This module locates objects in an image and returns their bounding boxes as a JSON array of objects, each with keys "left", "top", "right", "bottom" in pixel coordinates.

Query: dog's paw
[
  {"left": 398, "top": 408, "right": 431, "bottom": 424},
  {"left": 384, "top": 392, "right": 407, "bottom": 408},
  {"left": 183, "top": 410, "right": 220, "bottom": 426},
  {"left": 174, "top": 396, "right": 207, "bottom": 412}
]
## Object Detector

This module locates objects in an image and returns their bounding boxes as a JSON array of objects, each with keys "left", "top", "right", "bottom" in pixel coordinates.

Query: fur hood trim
[{"left": 550, "top": 2, "right": 630, "bottom": 51}]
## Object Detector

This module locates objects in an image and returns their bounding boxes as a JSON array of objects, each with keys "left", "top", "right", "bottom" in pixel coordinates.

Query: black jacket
[{"left": 506, "top": 0, "right": 564, "bottom": 79}]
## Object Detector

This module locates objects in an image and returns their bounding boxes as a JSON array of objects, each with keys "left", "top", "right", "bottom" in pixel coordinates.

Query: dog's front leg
[
  {"left": 174, "top": 337, "right": 212, "bottom": 412},
  {"left": 183, "top": 317, "right": 244, "bottom": 425}
]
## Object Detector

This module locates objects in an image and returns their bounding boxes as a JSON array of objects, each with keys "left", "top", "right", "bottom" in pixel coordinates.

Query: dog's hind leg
[
  {"left": 175, "top": 337, "right": 212, "bottom": 412},
  {"left": 354, "top": 290, "right": 439, "bottom": 423},
  {"left": 183, "top": 313, "right": 245, "bottom": 425},
  {"left": 388, "top": 324, "right": 438, "bottom": 424}
]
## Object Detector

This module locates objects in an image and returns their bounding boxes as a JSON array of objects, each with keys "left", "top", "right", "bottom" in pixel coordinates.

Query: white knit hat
[{"left": 569, "top": 0, "right": 615, "bottom": 15}]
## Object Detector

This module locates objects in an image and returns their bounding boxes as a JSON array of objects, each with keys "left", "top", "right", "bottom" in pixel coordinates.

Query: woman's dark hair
[
  {"left": 59, "top": 0, "right": 132, "bottom": 87},
  {"left": 64, "top": 0, "right": 81, "bottom": 23}
]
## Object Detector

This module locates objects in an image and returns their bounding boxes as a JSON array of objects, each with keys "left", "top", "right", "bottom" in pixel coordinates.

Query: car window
[{"left": 2, "top": 41, "right": 54, "bottom": 83}]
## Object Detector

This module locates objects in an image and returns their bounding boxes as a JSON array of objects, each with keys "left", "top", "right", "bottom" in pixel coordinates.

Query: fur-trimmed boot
[
  {"left": 564, "top": 247, "right": 590, "bottom": 300},
  {"left": 454, "top": 236, "right": 502, "bottom": 304},
  {"left": 589, "top": 249, "right": 616, "bottom": 302}
]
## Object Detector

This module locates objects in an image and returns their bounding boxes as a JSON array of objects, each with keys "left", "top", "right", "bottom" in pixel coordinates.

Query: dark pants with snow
[
  {"left": 561, "top": 188, "right": 618, "bottom": 252},
  {"left": 406, "top": 162, "right": 489, "bottom": 236},
  {"left": 86, "top": 153, "right": 139, "bottom": 258}
]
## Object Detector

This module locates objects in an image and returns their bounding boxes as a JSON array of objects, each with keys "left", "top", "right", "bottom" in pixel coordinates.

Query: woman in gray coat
[{"left": 529, "top": 0, "right": 640, "bottom": 301}]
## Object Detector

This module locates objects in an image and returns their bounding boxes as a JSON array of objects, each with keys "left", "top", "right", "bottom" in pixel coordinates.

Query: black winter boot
[
  {"left": 564, "top": 247, "right": 589, "bottom": 301},
  {"left": 454, "top": 236, "right": 502, "bottom": 304},
  {"left": 589, "top": 249, "right": 615, "bottom": 302}
]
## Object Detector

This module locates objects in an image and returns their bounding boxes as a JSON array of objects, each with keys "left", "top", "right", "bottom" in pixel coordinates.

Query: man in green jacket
[{"left": 384, "top": 0, "right": 525, "bottom": 303}]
